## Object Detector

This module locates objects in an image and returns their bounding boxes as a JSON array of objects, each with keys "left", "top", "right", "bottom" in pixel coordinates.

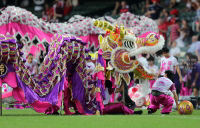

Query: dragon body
[
  {"left": 0, "top": 34, "right": 90, "bottom": 113},
  {"left": 0, "top": 6, "right": 163, "bottom": 112}
]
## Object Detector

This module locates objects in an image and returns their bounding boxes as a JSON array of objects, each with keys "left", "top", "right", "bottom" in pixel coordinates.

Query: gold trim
[
  {"left": 95, "top": 110, "right": 100, "bottom": 115},
  {"left": 95, "top": 87, "right": 101, "bottom": 92},
  {"left": 95, "top": 63, "right": 104, "bottom": 72}
]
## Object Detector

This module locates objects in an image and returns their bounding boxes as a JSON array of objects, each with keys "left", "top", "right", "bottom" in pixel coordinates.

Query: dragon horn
[
  {"left": 94, "top": 20, "right": 116, "bottom": 32},
  {"left": 119, "top": 25, "right": 125, "bottom": 40}
]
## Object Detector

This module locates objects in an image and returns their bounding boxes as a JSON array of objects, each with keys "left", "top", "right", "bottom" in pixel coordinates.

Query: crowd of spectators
[
  {"left": 112, "top": 1, "right": 130, "bottom": 15},
  {"left": 136, "top": 0, "right": 200, "bottom": 61},
  {"left": 111, "top": 0, "right": 200, "bottom": 49},
  {"left": 0, "top": 0, "right": 79, "bottom": 22},
  {"left": 41, "top": 0, "right": 78, "bottom": 22}
]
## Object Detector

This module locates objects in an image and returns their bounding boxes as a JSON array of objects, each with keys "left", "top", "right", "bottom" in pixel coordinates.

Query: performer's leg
[
  {"left": 103, "top": 103, "right": 142, "bottom": 115},
  {"left": 148, "top": 94, "right": 160, "bottom": 114},
  {"left": 74, "top": 100, "right": 85, "bottom": 114},
  {"left": 160, "top": 95, "right": 174, "bottom": 114},
  {"left": 121, "top": 81, "right": 136, "bottom": 109},
  {"left": 45, "top": 92, "right": 62, "bottom": 115},
  {"left": 63, "top": 88, "right": 74, "bottom": 115},
  {"left": 45, "top": 105, "right": 60, "bottom": 115},
  {"left": 110, "top": 94, "right": 115, "bottom": 102}
]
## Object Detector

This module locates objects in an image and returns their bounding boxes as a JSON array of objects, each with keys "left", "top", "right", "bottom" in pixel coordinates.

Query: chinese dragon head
[{"left": 94, "top": 20, "right": 165, "bottom": 86}]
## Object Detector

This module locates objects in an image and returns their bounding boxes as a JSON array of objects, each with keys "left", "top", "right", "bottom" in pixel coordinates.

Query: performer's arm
[
  {"left": 115, "top": 80, "right": 124, "bottom": 93},
  {"left": 157, "top": 67, "right": 162, "bottom": 79},
  {"left": 192, "top": 63, "right": 200, "bottom": 87},
  {"left": 36, "top": 66, "right": 38, "bottom": 74},
  {"left": 170, "top": 83, "right": 178, "bottom": 110},
  {"left": 33, "top": 59, "right": 38, "bottom": 74},
  {"left": 192, "top": 72, "right": 199, "bottom": 87},
  {"left": 175, "top": 65, "right": 182, "bottom": 83},
  {"left": 172, "top": 91, "right": 178, "bottom": 110},
  {"left": 157, "top": 59, "right": 162, "bottom": 78}
]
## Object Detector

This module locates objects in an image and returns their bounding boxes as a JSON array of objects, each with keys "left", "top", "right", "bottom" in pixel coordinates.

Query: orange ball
[{"left": 178, "top": 101, "right": 194, "bottom": 115}]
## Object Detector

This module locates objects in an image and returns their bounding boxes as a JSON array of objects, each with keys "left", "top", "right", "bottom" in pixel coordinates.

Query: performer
[
  {"left": 120, "top": 81, "right": 136, "bottom": 110},
  {"left": 148, "top": 70, "right": 179, "bottom": 114},
  {"left": 88, "top": 50, "right": 106, "bottom": 114},
  {"left": 147, "top": 56, "right": 158, "bottom": 89},
  {"left": 102, "top": 80, "right": 143, "bottom": 115},
  {"left": 62, "top": 76, "right": 86, "bottom": 115},
  {"left": 24, "top": 53, "right": 38, "bottom": 77},
  {"left": 157, "top": 47, "right": 182, "bottom": 84}
]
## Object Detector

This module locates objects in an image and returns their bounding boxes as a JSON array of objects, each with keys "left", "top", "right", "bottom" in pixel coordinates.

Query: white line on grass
[
  {"left": 140, "top": 115, "right": 200, "bottom": 120},
  {"left": 64, "top": 115, "right": 200, "bottom": 120}
]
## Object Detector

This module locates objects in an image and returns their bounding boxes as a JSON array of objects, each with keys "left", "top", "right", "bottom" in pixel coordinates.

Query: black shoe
[
  {"left": 73, "top": 111, "right": 82, "bottom": 115},
  {"left": 134, "top": 110, "right": 143, "bottom": 115},
  {"left": 52, "top": 111, "right": 59, "bottom": 115},
  {"left": 148, "top": 108, "right": 153, "bottom": 114},
  {"left": 117, "top": 96, "right": 123, "bottom": 102},
  {"left": 128, "top": 104, "right": 136, "bottom": 110},
  {"left": 161, "top": 112, "right": 169, "bottom": 114}
]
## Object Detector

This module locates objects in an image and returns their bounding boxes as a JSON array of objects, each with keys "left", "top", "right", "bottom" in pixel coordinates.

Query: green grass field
[{"left": 0, "top": 108, "right": 200, "bottom": 128}]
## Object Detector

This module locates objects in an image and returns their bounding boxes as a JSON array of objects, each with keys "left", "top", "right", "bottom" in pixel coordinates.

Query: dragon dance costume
[{"left": 0, "top": 6, "right": 165, "bottom": 114}]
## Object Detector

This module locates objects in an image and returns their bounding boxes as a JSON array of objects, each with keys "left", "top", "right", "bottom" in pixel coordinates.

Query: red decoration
[
  {"left": 132, "top": 88, "right": 138, "bottom": 93},
  {"left": 118, "top": 40, "right": 123, "bottom": 47},
  {"left": 106, "top": 31, "right": 110, "bottom": 36}
]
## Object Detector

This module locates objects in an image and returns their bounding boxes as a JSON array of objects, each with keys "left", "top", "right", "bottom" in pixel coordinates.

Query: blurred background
[{"left": 0, "top": 0, "right": 145, "bottom": 22}]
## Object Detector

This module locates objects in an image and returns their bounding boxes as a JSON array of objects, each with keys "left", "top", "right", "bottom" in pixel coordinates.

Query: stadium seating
[{"left": 64, "top": 1, "right": 115, "bottom": 21}]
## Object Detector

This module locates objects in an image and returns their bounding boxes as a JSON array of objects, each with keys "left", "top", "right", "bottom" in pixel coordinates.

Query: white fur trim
[
  {"left": 135, "top": 56, "right": 154, "bottom": 74},
  {"left": 140, "top": 78, "right": 151, "bottom": 96},
  {"left": 128, "top": 35, "right": 165, "bottom": 57},
  {"left": 124, "top": 35, "right": 137, "bottom": 42}
]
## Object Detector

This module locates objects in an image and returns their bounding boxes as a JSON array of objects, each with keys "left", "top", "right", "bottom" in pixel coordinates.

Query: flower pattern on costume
[{"left": 2, "top": 83, "right": 13, "bottom": 94}]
